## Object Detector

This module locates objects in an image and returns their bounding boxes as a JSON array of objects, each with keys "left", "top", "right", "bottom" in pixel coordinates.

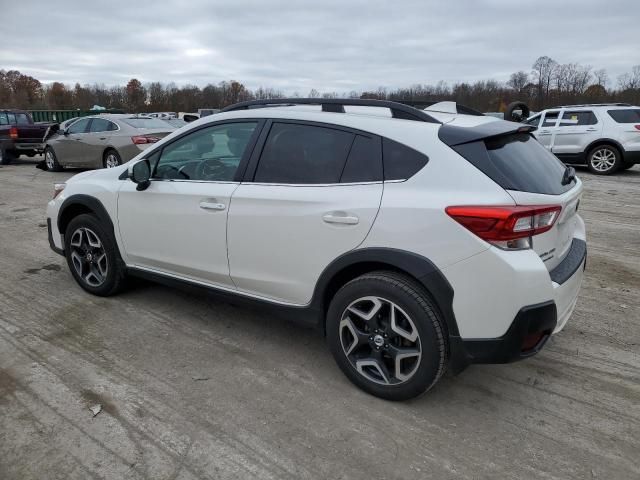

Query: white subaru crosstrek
[
  {"left": 525, "top": 103, "right": 640, "bottom": 175},
  {"left": 46, "top": 99, "right": 586, "bottom": 400}
]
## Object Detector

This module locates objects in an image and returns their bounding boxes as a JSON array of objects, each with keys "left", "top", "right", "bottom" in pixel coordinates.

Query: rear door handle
[
  {"left": 585, "top": 128, "right": 598, "bottom": 132},
  {"left": 323, "top": 212, "right": 359, "bottom": 225},
  {"left": 199, "top": 200, "right": 226, "bottom": 211}
]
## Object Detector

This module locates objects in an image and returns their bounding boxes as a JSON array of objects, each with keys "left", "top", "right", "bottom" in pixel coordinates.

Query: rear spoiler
[{"left": 438, "top": 121, "right": 536, "bottom": 146}]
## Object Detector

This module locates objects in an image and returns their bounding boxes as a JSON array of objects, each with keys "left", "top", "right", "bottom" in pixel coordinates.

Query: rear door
[
  {"left": 227, "top": 121, "right": 383, "bottom": 305},
  {"left": 552, "top": 110, "right": 602, "bottom": 156},
  {"left": 83, "top": 118, "right": 114, "bottom": 166}
]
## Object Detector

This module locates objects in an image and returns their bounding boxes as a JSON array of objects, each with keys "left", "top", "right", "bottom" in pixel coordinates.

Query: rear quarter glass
[
  {"left": 452, "top": 133, "right": 574, "bottom": 195},
  {"left": 607, "top": 109, "right": 640, "bottom": 123}
]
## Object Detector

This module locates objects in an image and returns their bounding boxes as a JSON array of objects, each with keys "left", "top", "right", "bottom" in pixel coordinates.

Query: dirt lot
[{"left": 1, "top": 156, "right": 639, "bottom": 480}]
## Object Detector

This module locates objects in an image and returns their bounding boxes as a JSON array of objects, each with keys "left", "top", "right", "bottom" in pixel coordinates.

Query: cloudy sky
[{"left": 2, "top": 0, "right": 638, "bottom": 93}]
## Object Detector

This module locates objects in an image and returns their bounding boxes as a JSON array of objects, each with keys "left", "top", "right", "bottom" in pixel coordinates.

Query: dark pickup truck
[{"left": 0, "top": 110, "right": 55, "bottom": 165}]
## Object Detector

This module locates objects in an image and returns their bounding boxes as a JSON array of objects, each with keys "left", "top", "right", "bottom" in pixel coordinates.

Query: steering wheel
[{"left": 195, "top": 158, "right": 226, "bottom": 180}]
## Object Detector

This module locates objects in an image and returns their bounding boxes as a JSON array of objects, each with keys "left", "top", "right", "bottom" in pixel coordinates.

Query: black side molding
[
  {"left": 549, "top": 238, "right": 587, "bottom": 285},
  {"left": 47, "top": 218, "right": 64, "bottom": 256},
  {"left": 57, "top": 194, "right": 115, "bottom": 237}
]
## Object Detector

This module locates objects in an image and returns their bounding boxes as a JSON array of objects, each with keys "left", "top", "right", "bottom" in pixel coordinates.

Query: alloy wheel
[
  {"left": 45, "top": 150, "right": 56, "bottom": 170},
  {"left": 105, "top": 153, "right": 120, "bottom": 168},
  {"left": 339, "top": 296, "right": 422, "bottom": 385},
  {"left": 69, "top": 227, "right": 108, "bottom": 287},
  {"left": 591, "top": 148, "right": 616, "bottom": 172}
]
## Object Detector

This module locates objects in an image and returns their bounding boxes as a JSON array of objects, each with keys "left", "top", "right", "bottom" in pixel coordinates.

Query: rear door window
[
  {"left": 89, "top": 118, "right": 113, "bottom": 133},
  {"left": 607, "top": 109, "right": 640, "bottom": 123},
  {"left": 0, "top": 112, "right": 7, "bottom": 125},
  {"left": 254, "top": 123, "right": 354, "bottom": 184},
  {"left": 558, "top": 111, "right": 597, "bottom": 127},
  {"left": 452, "top": 133, "right": 574, "bottom": 195}
]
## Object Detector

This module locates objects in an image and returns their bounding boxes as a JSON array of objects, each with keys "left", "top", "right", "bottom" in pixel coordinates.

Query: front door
[
  {"left": 117, "top": 120, "right": 262, "bottom": 287},
  {"left": 535, "top": 110, "right": 560, "bottom": 150},
  {"left": 56, "top": 117, "right": 92, "bottom": 166}
]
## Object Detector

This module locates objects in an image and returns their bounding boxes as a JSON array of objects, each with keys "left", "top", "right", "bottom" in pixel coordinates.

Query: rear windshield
[
  {"left": 607, "top": 109, "right": 640, "bottom": 123},
  {"left": 453, "top": 133, "right": 574, "bottom": 195},
  {"left": 122, "top": 118, "right": 170, "bottom": 129}
]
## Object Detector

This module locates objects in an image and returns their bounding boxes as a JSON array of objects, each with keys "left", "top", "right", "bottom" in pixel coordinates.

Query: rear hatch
[{"left": 441, "top": 123, "right": 582, "bottom": 272}]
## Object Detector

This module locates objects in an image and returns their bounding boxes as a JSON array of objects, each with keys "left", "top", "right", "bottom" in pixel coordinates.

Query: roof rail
[
  {"left": 555, "top": 103, "right": 632, "bottom": 108},
  {"left": 395, "top": 99, "right": 485, "bottom": 116},
  {"left": 220, "top": 98, "right": 442, "bottom": 124}
]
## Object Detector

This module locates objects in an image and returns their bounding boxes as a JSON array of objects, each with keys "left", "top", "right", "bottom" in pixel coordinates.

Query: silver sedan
[{"left": 43, "top": 114, "right": 177, "bottom": 171}]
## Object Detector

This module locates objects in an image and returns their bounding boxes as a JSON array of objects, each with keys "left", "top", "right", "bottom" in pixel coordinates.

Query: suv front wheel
[
  {"left": 587, "top": 144, "right": 621, "bottom": 175},
  {"left": 64, "top": 214, "right": 126, "bottom": 296},
  {"left": 327, "top": 271, "right": 447, "bottom": 400}
]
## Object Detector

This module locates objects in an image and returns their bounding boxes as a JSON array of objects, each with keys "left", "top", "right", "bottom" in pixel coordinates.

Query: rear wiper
[{"left": 561, "top": 166, "right": 576, "bottom": 186}]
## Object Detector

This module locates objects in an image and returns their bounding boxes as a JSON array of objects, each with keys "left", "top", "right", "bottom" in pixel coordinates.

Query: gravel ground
[{"left": 1, "top": 156, "right": 639, "bottom": 480}]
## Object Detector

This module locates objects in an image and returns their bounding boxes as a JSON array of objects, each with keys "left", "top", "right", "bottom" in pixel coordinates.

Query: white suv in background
[
  {"left": 526, "top": 103, "right": 640, "bottom": 174},
  {"left": 46, "top": 99, "right": 586, "bottom": 400}
]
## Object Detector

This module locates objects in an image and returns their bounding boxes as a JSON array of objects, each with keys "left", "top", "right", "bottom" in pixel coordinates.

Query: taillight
[
  {"left": 9, "top": 126, "right": 18, "bottom": 139},
  {"left": 131, "top": 135, "right": 160, "bottom": 145},
  {"left": 634, "top": 125, "right": 640, "bottom": 131},
  {"left": 445, "top": 205, "right": 562, "bottom": 250}
]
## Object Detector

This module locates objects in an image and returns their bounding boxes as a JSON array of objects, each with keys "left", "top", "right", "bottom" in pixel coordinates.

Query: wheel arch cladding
[
  {"left": 586, "top": 138, "right": 624, "bottom": 157},
  {"left": 313, "top": 248, "right": 461, "bottom": 340},
  {"left": 58, "top": 195, "right": 115, "bottom": 237}
]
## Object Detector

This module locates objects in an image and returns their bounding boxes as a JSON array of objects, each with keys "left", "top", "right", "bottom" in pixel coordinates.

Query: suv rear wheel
[
  {"left": 587, "top": 144, "right": 621, "bottom": 175},
  {"left": 64, "top": 214, "right": 126, "bottom": 296},
  {"left": 326, "top": 271, "right": 447, "bottom": 400}
]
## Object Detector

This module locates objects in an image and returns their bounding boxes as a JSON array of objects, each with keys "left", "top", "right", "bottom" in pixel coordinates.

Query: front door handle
[
  {"left": 199, "top": 200, "right": 226, "bottom": 211},
  {"left": 585, "top": 128, "right": 598, "bottom": 132},
  {"left": 539, "top": 130, "right": 550, "bottom": 134},
  {"left": 323, "top": 212, "right": 359, "bottom": 225}
]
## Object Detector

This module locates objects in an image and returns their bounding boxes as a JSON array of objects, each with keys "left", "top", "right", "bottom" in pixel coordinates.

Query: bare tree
[
  {"left": 507, "top": 71, "right": 529, "bottom": 92},
  {"left": 532, "top": 56, "right": 557, "bottom": 108}
]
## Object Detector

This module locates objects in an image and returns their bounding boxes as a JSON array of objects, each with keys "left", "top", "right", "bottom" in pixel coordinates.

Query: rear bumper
[
  {"left": 451, "top": 238, "right": 586, "bottom": 367},
  {"left": 460, "top": 301, "right": 557, "bottom": 363},
  {"left": 623, "top": 150, "right": 640, "bottom": 165}
]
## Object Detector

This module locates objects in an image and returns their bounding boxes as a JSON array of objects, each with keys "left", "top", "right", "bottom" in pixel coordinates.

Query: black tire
[
  {"left": 587, "top": 144, "right": 621, "bottom": 175},
  {"left": 0, "top": 148, "right": 15, "bottom": 165},
  {"left": 326, "top": 271, "right": 447, "bottom": 401},
  {"left": 103, "top": 149, "right": 122, "bottom": 169},
  {"left": 505, "top": 101, "right": 530, "bottom": 122},
  {"left": 44, "top": 146, "right": 63, "bottom": 172},
  {"left": 64, "top": 213, "right": 126, "bottom": 296}
]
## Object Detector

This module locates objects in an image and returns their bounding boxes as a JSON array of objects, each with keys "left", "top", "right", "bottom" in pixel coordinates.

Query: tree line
[{"left": 1, "top": 56, "right": 639, "bottom": 113}]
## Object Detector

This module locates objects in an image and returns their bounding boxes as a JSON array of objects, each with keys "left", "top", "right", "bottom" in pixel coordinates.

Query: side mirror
[{"left": 128, "top": 159, "right": 151, "bottom": 191}]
